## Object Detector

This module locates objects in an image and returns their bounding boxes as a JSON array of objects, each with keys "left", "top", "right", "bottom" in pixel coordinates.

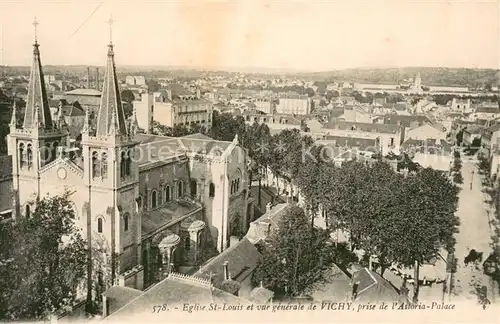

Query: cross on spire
[
  {"left": 33, "top": 17, "right": 39, "bottom": 44},
  {"left": 107, "top": 15, "right": 114, "bottom": 45}
]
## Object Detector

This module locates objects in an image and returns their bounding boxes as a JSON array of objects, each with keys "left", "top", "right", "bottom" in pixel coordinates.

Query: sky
[{"left": 0, "top": 0, "right": 499, "bottom": 71}]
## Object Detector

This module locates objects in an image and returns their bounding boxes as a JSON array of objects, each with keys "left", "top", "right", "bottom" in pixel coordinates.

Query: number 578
[{"left": 152, "top": 304, "right": 168, "bottom": 313}]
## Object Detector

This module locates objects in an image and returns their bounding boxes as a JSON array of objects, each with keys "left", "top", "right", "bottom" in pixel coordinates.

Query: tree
[
  {"left": 251, "top": 206, "right": 336, "bottom": 297},
  {"left": 209, "top": 111, "right": 246, "bottom": 142},
  {"left": 146, "top": 79, "right": 160, "bottom": 92},
  {"left": 453, "top": 172, "right": 464, "bottom": 184},
  {"left": 0, "top": 193, "right": 88, "bottom": 321},
  {"left": 121, "top": 89, "right": 135, "bottom": 103}
]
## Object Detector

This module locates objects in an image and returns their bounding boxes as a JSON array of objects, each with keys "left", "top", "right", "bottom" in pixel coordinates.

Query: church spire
[
  {"left": 23, "top": 18, "right": 52, "bottom": 130},
  {"left": 95, "top": 16, "right": 128, "bottom": 137}
]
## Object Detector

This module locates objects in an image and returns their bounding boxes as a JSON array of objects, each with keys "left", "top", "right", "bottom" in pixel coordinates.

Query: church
[{"left": 6, "top": 30, "right": 253, "bottom": 299}]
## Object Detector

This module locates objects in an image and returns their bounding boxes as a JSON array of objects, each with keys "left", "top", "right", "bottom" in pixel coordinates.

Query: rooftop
[
  {"left": 104, "top": 275, "right": 246, "bottom": 321},
  {"left": 194, "top": 238, "right": 261, "bottom": 288},
  {"left": 352, "top": 268, "right": 400, "bottom": 303},
  {"left": 65, "top": 88, "right": 102, "bottom": 96},
  {"left": 141, "top": 200, "right": 202, "bottom": 238}
]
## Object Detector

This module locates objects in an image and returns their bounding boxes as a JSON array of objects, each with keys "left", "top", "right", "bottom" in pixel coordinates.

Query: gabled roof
[
  {"left": 353, "top": 268, "right": 400, "bottom": 302},
  {"left": 104, "top": 275, "right": 247, "bottom": 320},
  {"left": 401, "top": 138, "right": 452, "bottom": 154},
  {"left": 324, "top": 121, "right": 401, "bottom": 134},
  {"left": 23, "top": 43, "right": 52, "bottom": 129},
  {"left": 194, "top": 238, "right": 261, "bottom": 287}
]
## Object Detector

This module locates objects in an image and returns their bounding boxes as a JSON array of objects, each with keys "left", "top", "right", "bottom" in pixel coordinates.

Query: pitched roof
[
  {"left": 353, "top": 268, "right": 400, "bottom": 302},
  {"left": 95, "top": 44, "right": 128, "bottom": 137},
  {"left": 103, "top": 286, "right": 142, "bottom": 315},
  {"left": 250, "top": 286, "right": 275, "bottom": 303},
  {"left": 245, "top": 203, "right": 289, "bottom": 244},
  {"left": 383, "top": 114, "right": 433, "bottom": 127},
  {"left": 310, "top": 263, "right": 352, "bottom": 302},
  {"left": 104, "top": 275, "right": 247, "bottom": 320},
  {"left": 141, "top": 200, "right": 202, "bottom": 238},
  {"left": 64, "top": 88, "right": 102, "bottom": 96},
  {"left": 194, "top": 238, "right": 261, "bottom": 287},
  {"left": 324, "top": 121, "right": 401, "bottom": 134},
  {"left": 23, "top": 43, "right": 52, "bottom": 129}
]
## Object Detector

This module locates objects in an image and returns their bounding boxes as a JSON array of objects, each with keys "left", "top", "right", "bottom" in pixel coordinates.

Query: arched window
[
  {"left": 97, "top": 218, "right": 103, "bottom": 233},
  {"left": 26, "top": 144, "right": 33, "bottom": 169},
  {"left": 101, "top": 152, "right": 108, "bottom": 179},
  {"left": 25, "top": 204, "right": 30, "bottom": 218},
  {"left": 184, "top": 236, "right": 190, "bottom": 251},
  {"left": 123, "top": 213, "right": 129, "bottom": 232},
  {"left": 230, "top": 180, "right": 234, "bottom": 194},
  {"left": 209, "top": 182, "right": 215, "bottom": 198},
  {"left": 19, "top": 143, "right": 25, "bottom": 168},
  {"left": 125, "top": 150, "right": 132, "bottom": 176},
  {"left": 164, "top": 186, "right": 171, "bottom": 202},
  {"left": 120, "top": 151, "right": 126, "bottom": 178},
  {"left": 92, "top": 151, "right": 100, "bottom": 178},
  {"left": 177, "top": 181, "right": 183, "bottom": 198},
  {"left": 136, "top": 196, "right": 143, "bottom": 210},
  {"left": 190, "top": 180, "right": 197, "bottom": 197},
  {"left": 52, "top": 141, "right": 58, "bottom": 161},
  {"left": 151, "top": 190, "right": 157, "bottom": 209}
]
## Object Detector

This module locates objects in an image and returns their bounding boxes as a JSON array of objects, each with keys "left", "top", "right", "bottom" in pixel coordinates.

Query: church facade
[{"left": 6, "top": 38, "right": 252, "bottom": 298}]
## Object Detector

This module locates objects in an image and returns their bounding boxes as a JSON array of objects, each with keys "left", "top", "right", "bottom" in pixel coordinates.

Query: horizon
[{"left": 0, "top": 0, "right": 498, "bottom": 71}]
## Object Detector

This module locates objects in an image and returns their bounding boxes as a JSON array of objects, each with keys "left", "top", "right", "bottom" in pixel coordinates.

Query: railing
[{"left": 169, "top": 271, "right": 211, "bottom": 287}]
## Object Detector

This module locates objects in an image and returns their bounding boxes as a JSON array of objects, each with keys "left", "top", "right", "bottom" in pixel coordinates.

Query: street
[{"left": 449, "top": 159, "right": 498, "bottom": 303}]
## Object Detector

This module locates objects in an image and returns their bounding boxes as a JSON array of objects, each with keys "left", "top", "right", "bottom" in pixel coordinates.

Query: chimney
[
  {"left": 223, "top": 261, "right": 230, "bottom": 281},
  {"left": 96, "top": 67, "right": 100, "bottom": 90},
  {"left": 351, "top": 281, "right": 360, "bottom": 301},
  {"left": 102, "top": 294, "right": 110, "bottom": 317},
  {"left": 166, "top": 89, "right": 172, "bottom": 101},
  {"left": 86, "top": 67, "right": 91, "bottom": 89}
]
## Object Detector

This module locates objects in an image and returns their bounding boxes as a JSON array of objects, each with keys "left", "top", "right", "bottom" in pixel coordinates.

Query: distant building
[
  {"left": 125, "top": 75, "right": 146, "bottom": 86},
  {"left": 404, "top": 123, "right": 447, "bottom": 142},
  {"left": 322, "top": 121, "right": 403, "bottom": 155},
  {"left": 276, "top": 93, "right": 311, "bottom": 115},
  {"left": 134, "top": 84, "right": 213, "bottom": 132},
  {"left": 64, "top": 88, "right": 102, "bottom": 115},
  {"left": 451, "top": 98, "right": 471, "bottom": 112}
]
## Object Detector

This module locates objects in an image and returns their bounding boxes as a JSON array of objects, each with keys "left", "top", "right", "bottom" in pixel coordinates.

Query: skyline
[{"left": 0, "top": 0, "right": 499, "bottom": 72}]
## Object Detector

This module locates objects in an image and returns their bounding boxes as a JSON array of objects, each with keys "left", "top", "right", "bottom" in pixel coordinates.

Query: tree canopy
[
  {"left": 0, "top": 193, "right": 88, "bottom": 321},
  {"left": 251, "top": 205, "right": 345, "bottom": 297}
]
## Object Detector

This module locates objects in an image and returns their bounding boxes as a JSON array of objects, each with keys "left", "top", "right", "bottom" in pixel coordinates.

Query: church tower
[
  {"left": 80, "top": 18, "right": 141, "bottom": 285},
  {"left": 7, "top": 19, "right": 69, "bottom": 218}
]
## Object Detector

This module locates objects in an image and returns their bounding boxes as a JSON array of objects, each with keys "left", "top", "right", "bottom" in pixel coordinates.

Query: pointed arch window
[
  {"left": 19, "top": 143, "right": 25, "bottom": 168},
  {"left": 190, "top": 180, "right": 197, "bottom": 197},
  {"left": 120, "top": 151, "right": 126, "bottom": 178},
  {"left": 97, "top": 218, "right": 103, "bottom": 233},
  {"left": 123, "top": 213, "right": 129, "bottom": 232},
  {"left": 25, "top": 204, "right": 30, "bottom": 218},
  {"left": 151, "top": 190, "right": 158, "bottom": 209},
  {"left": 125, "top": 150, "right": 132, "bottom": 176},
  {"left": 101, "top": 152, "right": 108, "bottom": 179},
  {"left": 92, "top": 151, "right": 101, "bottom": 179},
  {"left": 209, "top": 182, "right": 215, "bottom": 198},
  {"left": 184, "top": 236, "right": 190, "bottom": 251},
  {"left": 136, "top": 196, "right": 143, "bottom": 211},
  {"left": 52, "top": 141, "right": 59, "bottom": 162},
  {"left": 177, "top": 181, "right": 184, "bottom": 198},
  {"left": 26, "top": 144, "right": 33, "bottom": 170},
  {"left": 164, "top": 185, "right": 171, "bottom": 203}
]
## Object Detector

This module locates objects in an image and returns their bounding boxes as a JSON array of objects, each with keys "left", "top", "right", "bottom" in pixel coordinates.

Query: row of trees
[
  {"left": 452, "top": 150, "right": 463, "bottom": 184},
  {"left": 206, "top": 112, "right": 461, "bottom": 301}
]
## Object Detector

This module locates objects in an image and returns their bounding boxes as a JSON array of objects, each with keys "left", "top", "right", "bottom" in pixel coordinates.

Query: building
[
  {"left": 451, "top": 98, "right": 471, "bottom": 112},
  {"left": 64, "top": 88, "right": 102, "bottom": 115},
  {"left": 401, "top": 138, "right": 453, "bottom": 172},
  {"left": 276, "top": 93, "right": 311, "bottom": 115},
  {"left": 6, "top": 39, "right": 251, "bottom": 304},
  {"left": 404, "top": 123, "right": 447, "bottom": 142},
  {"left": 134, "top": 85, "right": 213, "bottom": 132},
  {"left": 322, "top": 121, "right": 403, "bottom": 155}
]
